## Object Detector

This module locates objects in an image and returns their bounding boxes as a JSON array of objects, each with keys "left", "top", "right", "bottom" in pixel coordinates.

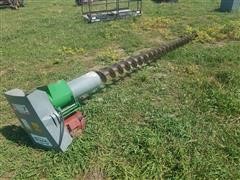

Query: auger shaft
[{"left": 66, "top": 35, "right": 197, "bottom": 103}]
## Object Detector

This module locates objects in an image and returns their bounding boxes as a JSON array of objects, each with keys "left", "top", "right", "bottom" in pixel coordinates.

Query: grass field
[{"left": 1, "top": 0, "right": 240, "bottom": 179}]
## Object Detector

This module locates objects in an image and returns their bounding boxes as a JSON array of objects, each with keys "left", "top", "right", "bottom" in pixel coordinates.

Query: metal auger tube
[{"left": 95, "top": 34, "right": 196, "bottom": 83}]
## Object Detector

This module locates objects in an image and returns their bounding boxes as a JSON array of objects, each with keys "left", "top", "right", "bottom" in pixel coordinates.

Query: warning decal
[{"left": 31, "top": 134, "right": 52, "bottom": 147}]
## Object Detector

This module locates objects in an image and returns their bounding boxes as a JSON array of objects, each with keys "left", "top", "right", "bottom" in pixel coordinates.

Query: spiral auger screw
[{"left": 95, "top": 34, "right": 196, "bottom": 83}]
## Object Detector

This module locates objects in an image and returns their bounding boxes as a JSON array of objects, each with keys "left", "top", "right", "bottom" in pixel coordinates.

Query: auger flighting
[
  {"left": 5, "top": 34, "right": 196, "bottom": 151},
  {"left": 96, "top": 35, "right": 195, "bottom": 82}
]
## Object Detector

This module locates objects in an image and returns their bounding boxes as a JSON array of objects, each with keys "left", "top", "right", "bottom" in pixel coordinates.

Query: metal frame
[
  {"left": 0, "top": 0, "right": 24, "bottom": 9},
  {"left": 81, "top": 0, "right": 142, "bottom": 23}
]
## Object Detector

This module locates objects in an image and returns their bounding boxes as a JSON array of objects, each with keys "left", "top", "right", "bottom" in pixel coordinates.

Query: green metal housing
[{"left": 38, "top": 80, "right": 79, "bottom": 117}]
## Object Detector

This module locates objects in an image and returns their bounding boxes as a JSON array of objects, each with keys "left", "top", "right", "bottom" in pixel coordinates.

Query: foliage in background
[{"left": 186, "top": 20, "right": 240, "bottom": 43}]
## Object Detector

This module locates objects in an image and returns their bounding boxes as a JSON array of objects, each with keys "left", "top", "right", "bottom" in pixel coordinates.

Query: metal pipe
[{"left": 67, "top": 71, "right": 103, "bottom": 99}]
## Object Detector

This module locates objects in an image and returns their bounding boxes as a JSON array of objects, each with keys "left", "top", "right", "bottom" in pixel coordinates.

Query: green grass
[{"left": 0, "top": 0, "right": 240, "bottom": 178}]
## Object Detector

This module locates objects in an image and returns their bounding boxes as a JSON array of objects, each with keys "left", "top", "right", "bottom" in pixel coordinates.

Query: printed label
[
  {"left": 31, "top": 134, "right": 52, "bottom": 147},
  {"left": 20, "top": 118, "right": 32, "bottom": 131},
  {"left": 12, "top": 104, "right": 30, "bottom": 115},
  {"left": 30, "top": 122, "right": 43, "bottom": 133}
]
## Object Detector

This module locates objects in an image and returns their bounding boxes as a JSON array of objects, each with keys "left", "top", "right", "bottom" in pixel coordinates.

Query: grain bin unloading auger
[{"left": 5, "top": 34, "right": 196, "bottom": 151}]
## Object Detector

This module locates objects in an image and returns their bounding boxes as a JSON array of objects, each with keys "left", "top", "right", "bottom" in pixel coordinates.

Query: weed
[
  {"left": 59, "top": 46, "right": 85, "bottom": 56},
  {"left": 186, "top": 20, "right": 240, "bottom": 43},
  {"left": 96, "top": 48, "right": 122, "bottom": 64},
  {"left": 132, "top": 17, "right": 173, "bottom": 38}
]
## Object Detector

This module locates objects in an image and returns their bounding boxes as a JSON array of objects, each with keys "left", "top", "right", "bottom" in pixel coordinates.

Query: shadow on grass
[
  {"left": 0, "top": 125, "right": 42, "bottom": 150},
  {"left": 0, "top": 6, "right": 9, "bottom": 9},
  {"left": 213, "top": 8, "right": 229, "bottom": 13},
  {"left": 151, "top": 0, "right": 178, "bottom": 3},
  {"left": 213, "top": 8, "right": 233, "bottom": 13},
  {"left": 214, "top": 8, "right": 222, "bottom": 12}
]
